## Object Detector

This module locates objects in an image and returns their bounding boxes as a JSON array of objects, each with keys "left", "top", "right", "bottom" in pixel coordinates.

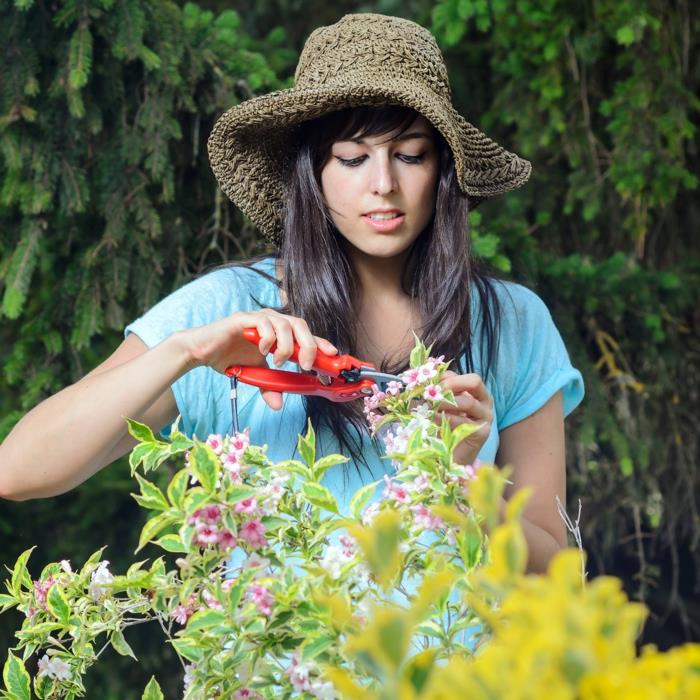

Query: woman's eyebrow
[{"left": 343, "top": 131, "right": 432, "bottom": 144}]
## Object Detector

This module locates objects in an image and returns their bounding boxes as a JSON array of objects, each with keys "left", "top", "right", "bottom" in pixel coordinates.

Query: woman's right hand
[{"left": 182, "top": 309, "right": 338, "bottom": 410}]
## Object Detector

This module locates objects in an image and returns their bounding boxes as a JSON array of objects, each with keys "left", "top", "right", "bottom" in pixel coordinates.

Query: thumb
[{"left": 261, "top": 389, "right": 283, "bottom": 411}]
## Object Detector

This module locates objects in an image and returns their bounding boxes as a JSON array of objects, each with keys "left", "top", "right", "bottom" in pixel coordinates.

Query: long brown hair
[{"left": 231, "top": 105, "right": 501, "bottom": 477}]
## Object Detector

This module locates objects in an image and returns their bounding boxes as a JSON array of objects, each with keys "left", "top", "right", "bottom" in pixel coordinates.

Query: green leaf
[
  {"left": 349, "top": 481, "right": 379, "bottom": 520},
  {"left": 301, "top": 481, "right": 339, "bottom": 514},
  {"left": 3, "top": 652, "right": 31, "bottom": 700},
  {"left": 190, "top": 443, "right": 220, "bottom": 492},
  {"left": 275, "top": 459, "right": 312, "bottom": 480},
  {"left": 129, "top": 442, "right": 159, "bottom": 476},
  {"left": 167, "top": 469, "right": 189, "bottom": 509},
  {"left": 68, "top": 26, "right": 93, "bottom": 89},
  {"left": 225, "top": 484, "right": 257, "bottom": 504},
  {"left": 312, "top": 454, "right": 349, "bottom": 481},
  {"left": 0, "top": 593, "right": 17, "bottom": 610},
  {"left": 186, "top": 609, "right": 226, "bottom": 632},
  {"left": 132, "top": 473, "right": 169, "bottom": 511},
  {"left": 615, "top": 25, "right": 636, "bottom": 46},
  {"left": 409, "top": 335, "right": 430, "bottom": 368},
  {"left": 301, "top": 633, "right": 336, "bottom": 662},
  {"left": 141, "top": 676, "right": 164, "bottom": 700},
  {"left": 137, "top": 513, "right": 177, "bottom": 553},
  {"left": 2, "top": 220, "right": 42, "bottom": 319},
  {"left": 126, "top": 418, "right": 157, "bottom": 444},
  {"left": 153, "top": 534, "right": 188, "bottom": 553},
  {"left": 111, "top": 628, "right": 137, "bottom": 660},
  {"left": 297, "top": 419, "right": 316, "bottom": 467},
  {"left": 46, "top": 584, "right": 71, "bottom": 624},
  {"left": 10, "top": 548, "right": 34, "bottom": 596},
  {"left": 170, "top": 637, "right": 203, "bottom": 662}
]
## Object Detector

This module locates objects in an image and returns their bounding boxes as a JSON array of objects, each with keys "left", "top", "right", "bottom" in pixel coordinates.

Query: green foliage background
[{"left": 1, "top": 0, "right": 698, "bottom": 695}]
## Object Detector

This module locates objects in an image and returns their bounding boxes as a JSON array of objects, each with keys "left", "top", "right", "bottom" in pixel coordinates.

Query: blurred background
[{"left": 1, "top": 0, "right": 698, "bottom": 696}]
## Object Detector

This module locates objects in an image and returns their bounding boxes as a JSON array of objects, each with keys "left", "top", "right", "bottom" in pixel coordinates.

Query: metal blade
[{"left": 358, "top": 368, "right": 404, "bottom": 386}]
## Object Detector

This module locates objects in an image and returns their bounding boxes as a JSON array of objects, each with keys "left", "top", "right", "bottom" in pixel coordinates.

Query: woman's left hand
[{"left": 436, "top": 370, "right": 493, "bottom": 466}]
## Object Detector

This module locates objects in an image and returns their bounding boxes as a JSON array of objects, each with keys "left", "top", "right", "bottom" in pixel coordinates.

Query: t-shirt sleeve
[
  {"left": 123, "top": 264, "right": 277, "bottom": 439},
  {"left": 491, "top": 282, "right": 584, "bottom": 431}
]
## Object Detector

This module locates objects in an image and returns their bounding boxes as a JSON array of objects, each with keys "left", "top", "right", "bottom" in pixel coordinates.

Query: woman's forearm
[
  {"left": 0, "top": 333, "right": 190, "bottom": 501},
  {"left": 497, "top": 496, "right": 564, "bottom": 574}
]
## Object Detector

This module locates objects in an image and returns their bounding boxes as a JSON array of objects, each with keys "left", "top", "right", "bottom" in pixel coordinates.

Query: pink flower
[
  {"left": 230, "top": 429, "right": 250, "bottom": 453},
  {"left": 221, "top": 452, "right": 243, "bottom": 481},
  {"left": 246, "top": 584, "right": 273, "bottom": 616},
  {"left": 339, "top": 535, "right": 356, "bottom": 558},
  {"left": 234, "top": 689, "right": 262, "bottom": 700},
  {"left": 202, "top": 589, "right": 223, "bottom": 610},
  {"left": 287, "top": 652, "right": 312, "bottom": 692},
  {"left": 242, "top": 554, "right": 270, "bottom": 576},
  {"left": 383, "top": 475, "right": 411, "bottom": 504},
  {"left": 234, "top": 497, "right": 258, "bottom": 515},
  {"left": 239, "top": 520, "right": 268, "bottom": 549},
  {"left": 382, "top": 424, "right": 410, "bottom": 454},
  {"left": 410, "top": 503, "right": 444, "bottom": 532},
  {"left": 171, "top": 603, "right": 193, "bottom": 625},
  {"left": 411, "top": 473, "right": 430, "bottom": 492},
  {"left": 423, "top": 384, "right": 444, "bottom": 402},
  {"left": 401, "top": 367, "right": 421, "bottom": 390},
  {"left": 218, "top": 529, "right": 237, "bottom": 550},
  {"left": 206, "top": 434, "right": 224, "bottom": 454},
  {"left": 451, "top": 460, "right": 482, "bottom": 492},
  {"left": 33, "top": 577, "right": 55, "bottom": 609},
  {"left": 385, "top": 380, "right": 404, "bottom": 396},
  {"left": 362, "top": 502, "right": 380, "bottom": 526},
  {"left": 195, "top": 524, "right": 220, "bottom": 546}
]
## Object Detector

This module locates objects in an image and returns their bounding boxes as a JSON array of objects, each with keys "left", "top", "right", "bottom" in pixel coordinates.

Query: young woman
[{"left": 0, "top": 14, "right": 583, "bottom": 573}]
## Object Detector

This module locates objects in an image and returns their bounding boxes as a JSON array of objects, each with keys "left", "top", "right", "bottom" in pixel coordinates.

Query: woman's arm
[
  {"left": 0, "top": 309, "right": 338, "bottom": 501},
  {"left": 0, "top": 333, "right": 185, "bottom": 501},
  {"left": 495, "top": 391, "right": 567, "bottom": 573}
]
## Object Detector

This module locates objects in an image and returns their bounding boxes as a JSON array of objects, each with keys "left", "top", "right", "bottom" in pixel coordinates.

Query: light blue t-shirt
[{"left": 125, "top": 256, "right": 584, "bottom": 512}]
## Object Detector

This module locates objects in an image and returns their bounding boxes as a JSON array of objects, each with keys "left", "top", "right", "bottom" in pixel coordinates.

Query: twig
[{"left": 556, "top": 496, "right": 587, "bottom": 585}]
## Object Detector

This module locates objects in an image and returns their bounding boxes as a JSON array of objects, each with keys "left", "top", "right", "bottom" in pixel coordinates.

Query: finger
[
  {"left": 286, "top": 317, "right": 318, "bottom": 371},
  {"left": 439, "top": 411, "right": 490, "bottom": 436},
  {"left": 439, "top": 393, "right": 491, "bottom": 421},
  {"left": 266, "top": 316, "right": 295, "bottom": 367},
  {"left": 313, "top": 335, "right": 339, "bottom": 356},
  {"left": 251, "top": 315, "right": 277, "bottom": 356},
  {"left": 440, "top": 372, "right": 492, "bottom": 405},
  {"left": 260, "top": 389, "right": 283, "bottom": 411}
]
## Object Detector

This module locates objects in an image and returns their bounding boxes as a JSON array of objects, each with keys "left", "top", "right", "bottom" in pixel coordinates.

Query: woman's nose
[{"left": 369, "top": 154, "right": 397, "bottom": 195}]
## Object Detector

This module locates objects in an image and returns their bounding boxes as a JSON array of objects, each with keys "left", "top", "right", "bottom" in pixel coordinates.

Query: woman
[{"left": 0, "top": 13, "right": 583, "bottom": 573}]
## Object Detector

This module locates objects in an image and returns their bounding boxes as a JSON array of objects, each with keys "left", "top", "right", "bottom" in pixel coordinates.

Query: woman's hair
[{"left": 228, "top": 105, "right": 502, "bottom": 480}]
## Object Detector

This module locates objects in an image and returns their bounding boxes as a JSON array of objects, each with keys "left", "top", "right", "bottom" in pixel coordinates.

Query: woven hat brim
[{"left": 208, "top": 74, "right": 532, "bottom": 242}]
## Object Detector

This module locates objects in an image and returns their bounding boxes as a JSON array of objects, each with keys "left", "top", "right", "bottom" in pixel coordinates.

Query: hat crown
[{"left": 294, "top": 13, "right": 452, "bottom": 100}]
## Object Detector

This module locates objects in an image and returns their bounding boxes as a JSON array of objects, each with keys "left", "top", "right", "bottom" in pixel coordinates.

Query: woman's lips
[{"left": 361, "top": 214, "right": 406, "bottom": 231}]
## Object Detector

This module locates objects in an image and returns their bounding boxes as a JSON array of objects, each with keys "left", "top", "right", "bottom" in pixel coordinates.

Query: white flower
[
  {"left": 183, "top": 663, "right": 196, "bottom": 691},
  {"left": 320, "top": 545, "right": 352, "bottom": 580},
  {"left": 311, "top": 680, "right": 337, "bottom": 700},
  {"left": 37, "top": 654, "right": 72, "bottom": 681},
  {"left": 89, "top": 561, "right": 114, "bottom": 601}
]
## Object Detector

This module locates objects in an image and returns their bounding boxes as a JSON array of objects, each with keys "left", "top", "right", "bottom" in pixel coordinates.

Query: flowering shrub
[{"left": 1, "top": 340, "right": 699, "bottom": 699}]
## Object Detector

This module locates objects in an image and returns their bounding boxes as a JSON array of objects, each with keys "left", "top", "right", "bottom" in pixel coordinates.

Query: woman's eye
[
  {"left": 397, "top": 153, "right": 425, "bottom": 164},
  {"left": 335, "top": 156, "right": 366, "bottom": 167}
]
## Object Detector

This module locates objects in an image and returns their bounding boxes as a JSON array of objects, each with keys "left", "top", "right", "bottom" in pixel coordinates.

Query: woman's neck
[{"left": 345, "top": 246, "right": 413, "bottom": 307}]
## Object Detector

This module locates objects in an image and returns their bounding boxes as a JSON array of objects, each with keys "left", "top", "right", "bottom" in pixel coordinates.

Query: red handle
[
  {"left": 237, "top": 327, "right": 375, "bottom": 375},
  {"left": 226, "top": 366, "right": 376, "bottom": 402}
]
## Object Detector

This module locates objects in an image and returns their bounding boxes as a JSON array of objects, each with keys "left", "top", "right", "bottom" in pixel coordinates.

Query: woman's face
[{"left": 320, "top": 115, "right": 439, "bottom": 261}]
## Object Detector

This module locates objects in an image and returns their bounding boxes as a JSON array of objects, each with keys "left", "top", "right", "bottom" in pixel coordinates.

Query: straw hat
[{"left": 208, "top": 13, "right": 531, "bottom": 244}]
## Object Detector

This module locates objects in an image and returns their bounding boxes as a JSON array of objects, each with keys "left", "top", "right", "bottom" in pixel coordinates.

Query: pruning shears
[{"left": 224, "top": 328, "right": 402, "bottom": 402}]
